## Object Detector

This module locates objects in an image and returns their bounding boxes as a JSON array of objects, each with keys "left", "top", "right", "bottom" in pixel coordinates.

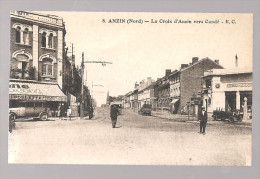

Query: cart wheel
[{"left": 228, "top": 116, "right": 234, "bottom": 123}]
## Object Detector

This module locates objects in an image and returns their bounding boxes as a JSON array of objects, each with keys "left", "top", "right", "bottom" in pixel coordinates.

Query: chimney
[
  {"left": 181, "top": 64, "right": 189, "bottom": 69},
  {"left": 165, "top": 69, "right": 171, "bottom": 76},
  {"left": 134, "top": 82, "right": 139, "bottom": 89},
  {"left": 214, "top": 59, "right": 219, "bottom": 64},
  {"left": 147, "top": 77, "right": 152, "bottom": 85},
  {"left": 192, "top": 57, "right": 199, "bottom": 64}
]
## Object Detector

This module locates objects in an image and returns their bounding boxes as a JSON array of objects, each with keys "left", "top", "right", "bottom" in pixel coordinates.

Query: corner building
[
  {"left": 10, "top": 11, "right": 65, "bottom": 85},
  {"left": 9, "top": 11, "right": 67, "bottom": 114}
]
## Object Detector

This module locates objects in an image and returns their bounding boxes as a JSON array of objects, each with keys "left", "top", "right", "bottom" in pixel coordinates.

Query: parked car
[
  {"left": 212, "top": 109, "right": 242, "bottom": 122},
  {"left": 9, "top": 102, "right": 50, "bottom": 121},
  {"left": 138, "top": 104, "right": 152, "bottom": 116}
]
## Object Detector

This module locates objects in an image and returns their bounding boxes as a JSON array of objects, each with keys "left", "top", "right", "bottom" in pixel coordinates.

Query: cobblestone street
[{"left": 9, "top": 107, "right": 251, "bottom": 166}]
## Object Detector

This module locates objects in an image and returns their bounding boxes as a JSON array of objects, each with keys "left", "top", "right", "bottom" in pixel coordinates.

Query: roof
[
  {"left": 204, "top": 67, "right": 252, "bottom": 77},
  {"left": 180, "top": 58, "right": 224, "bottom": 72}
]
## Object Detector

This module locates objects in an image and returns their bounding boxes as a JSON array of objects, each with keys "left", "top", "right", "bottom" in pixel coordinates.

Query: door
[{"left": 225, "top": 92, "right": 236, "bottom": 112}]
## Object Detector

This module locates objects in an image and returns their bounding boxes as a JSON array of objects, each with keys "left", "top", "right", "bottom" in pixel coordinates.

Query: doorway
[{"left": 225, "top": 91, "right": 236, "bottom": 112}]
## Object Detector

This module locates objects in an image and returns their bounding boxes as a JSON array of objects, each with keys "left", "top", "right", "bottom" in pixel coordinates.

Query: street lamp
[{"left": 80, "top": 52, "right": 112, "bottom": 120}]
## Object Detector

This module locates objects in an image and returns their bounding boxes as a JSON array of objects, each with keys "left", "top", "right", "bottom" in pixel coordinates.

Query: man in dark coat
[
  {"left": 110, "top": 105, "right": 119, "bottom": 128},
  {"left": 198, "top": 106, "right": 208, "bottom": 135},
  {"left": 89, "top": 105, "right": 94, "bottom": 119}
]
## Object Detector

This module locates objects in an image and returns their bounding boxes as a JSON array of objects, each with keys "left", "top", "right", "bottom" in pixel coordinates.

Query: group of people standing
[{"left": 58, "top": 103, "right": 94, "bottom": 120}]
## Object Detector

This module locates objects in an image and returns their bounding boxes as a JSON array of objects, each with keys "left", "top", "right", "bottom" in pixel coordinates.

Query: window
[
  {"left": 48, "top": 33, "right": 53, "bottom": 48},
  {"left": 15, "top": 26, "right": 21, "bottom": 43},
  {"left": 23, "top": 28, "right": 29, "bottom": 45},
  {"left": 42, "top": 32, "right": 46, "bottom": 47},
  {"left": 16, "top": 54, "right": 29, "bottom": 79},
  {"left": 42, "top": 58, "right": 53, "bottom": 76}
]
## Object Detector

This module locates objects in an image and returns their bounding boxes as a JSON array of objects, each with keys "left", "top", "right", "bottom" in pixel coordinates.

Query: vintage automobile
[
  {"left": 212, "top": 110, "right": 243, "bottom": 122},
  {"left": 138, "top": 104, "right": 152, "bottom": 116},
  {"left": 9, "top": 102, "right": 50, "bottom": 121}
]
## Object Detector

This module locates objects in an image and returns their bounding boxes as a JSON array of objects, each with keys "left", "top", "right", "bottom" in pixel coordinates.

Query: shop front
[
  {"left": 202, "top": 68, "right": 252, "bottom": 119},
  {"left": 9, "top": 79, "right": 67, "bottom": 119}
]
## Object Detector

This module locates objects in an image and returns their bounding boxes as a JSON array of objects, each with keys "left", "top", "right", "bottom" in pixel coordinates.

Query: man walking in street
[
  {"left": 89, "top": 105, "right": 94, "bottom": 119},
  {"left": 110, "top": 104, "right": 119, "bottom": 128},
  {"left": 198, "top": 106, "right": 208, "bottom": 135}
]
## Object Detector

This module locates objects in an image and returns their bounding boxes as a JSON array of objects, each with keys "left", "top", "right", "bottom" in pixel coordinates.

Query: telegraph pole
[
  {"left": 80, "top": 52, "right": 85, "bottom": 120},
  {"left": 79, "top": 53, "right": 112, "bottom": 119}
]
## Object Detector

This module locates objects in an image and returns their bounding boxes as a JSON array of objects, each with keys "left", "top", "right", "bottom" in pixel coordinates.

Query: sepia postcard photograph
[{"left": 8, "top": 11, "right": 253, "bottom": 166}]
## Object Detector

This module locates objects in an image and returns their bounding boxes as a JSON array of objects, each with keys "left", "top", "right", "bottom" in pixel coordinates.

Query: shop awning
[
  {"left": 9, "top": 81, "right": 67, "bottom": 102},
  {"left": 170, "top": 98, "right": 179, "bottom": 104}
]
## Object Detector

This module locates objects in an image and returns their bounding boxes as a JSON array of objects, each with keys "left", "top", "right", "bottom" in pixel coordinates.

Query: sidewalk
[{"left": 151, "top": 110, "right": 252, "bottom": 127}]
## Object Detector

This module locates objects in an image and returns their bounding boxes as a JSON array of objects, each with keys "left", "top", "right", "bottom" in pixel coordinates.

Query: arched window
[
  {"left": 48, "top": 33, "right": 53, "bottom": 48},
  {"left": 42, "top": 58, "right": 53, "bottom": 76},
  {"left": 15, "top": 26, "right": 21, "bottom": 43},
  {"left": 42, "top": 32, "right": 46, "bottom": 47},
  {"left": 23, "top": 28, "right": 29, "bottom": 45}
]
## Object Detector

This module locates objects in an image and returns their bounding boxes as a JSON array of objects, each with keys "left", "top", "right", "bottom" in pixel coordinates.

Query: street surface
[{"left": 9, "top": 107, "right": 251, "bottom": 166}]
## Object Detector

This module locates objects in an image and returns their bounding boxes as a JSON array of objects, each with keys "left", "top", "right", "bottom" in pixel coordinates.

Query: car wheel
[
  {"left": 40, "top": 112, "right": 48, "bottom": 121},
  {"left": 237, "top": 116, "right": 242, "bottom": 122},
  {"left": 228, "top": 116, "right": 234, "bottom": 123},
  {"left": 9, "top": 113, "right": 16, "bottom": 122},
  {"left": 213, "top": 115, "right": 218, "bottom": 121}
]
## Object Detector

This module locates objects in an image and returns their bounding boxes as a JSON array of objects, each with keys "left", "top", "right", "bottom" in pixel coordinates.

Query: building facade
[
  {"left": 155, "top": 70, "right": 172, "bottom": 111},
  {"left": 9, "top": 11, "right": 67, "bottom": 115},
  {"left": 202, "top": 68, "right": 252, "bottom": 118},
  {"left": 154, "top": 57, "right": 223, "bottom": 114},
  {"left": 178, "top": 57, "right": 223, "bottom": 114},
  {"left": 137, "top": 77, "right": 155, "bottom": 109}
]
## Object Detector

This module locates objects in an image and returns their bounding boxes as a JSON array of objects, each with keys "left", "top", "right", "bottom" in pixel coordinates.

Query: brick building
[
  {"left": 170, "top": 57, "right": 223, "bottom": 114},
  {"left": 9, "top": 11, "right": 67, "bottom": 115},
  {"left": 10, "top": 11, "right": 66, "bottom": 85},
  {"left": 152, "top": 57, "right": 223, "bottom": 114}
]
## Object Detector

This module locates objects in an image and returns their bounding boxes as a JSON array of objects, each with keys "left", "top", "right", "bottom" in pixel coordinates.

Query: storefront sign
[
  {"left": 158, "top": 98, "right": 172, "bottom": 104},
  {"left": 9, "top": 84, "right": 43, "bottom": 94},
  {"left": 227, "top": 83, "right": 252, "bottom": 88},
  {"left": 10, "top": 94, "right": 66, "bottom": 102}
]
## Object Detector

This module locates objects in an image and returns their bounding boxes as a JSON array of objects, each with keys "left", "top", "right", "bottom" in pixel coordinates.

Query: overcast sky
[{"left": 39, "top": 12, "right": 253, "bottom": 106}]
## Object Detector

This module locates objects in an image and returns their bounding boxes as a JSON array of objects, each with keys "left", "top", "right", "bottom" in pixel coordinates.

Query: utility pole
[
  {"left": 80, "top": 52, "right": 85, "bottom": 120},
  {"left": 79, "top": 54, "right": 113, "bottom": 119}
]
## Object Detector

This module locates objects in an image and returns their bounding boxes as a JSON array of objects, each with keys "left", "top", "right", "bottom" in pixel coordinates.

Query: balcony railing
[{"left": 10, "top": 68, "right": 35, "bottom": 80}]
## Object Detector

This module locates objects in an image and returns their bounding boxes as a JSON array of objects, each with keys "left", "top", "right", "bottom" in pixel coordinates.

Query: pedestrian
[
  {"left": 88, "top": 105, "right": 93, "bottom": 119},
  {"left": 198, "top": 106, "right": 207, "bottom": 135},
  {"left": 58, "top": 103, "right": 63, "bottom": 120},
  {"left": 110, "top": 104, "right": 119, "bottom": 128},
  {"left": 67, "top": 106, "right": 72, "bottom": 121}
]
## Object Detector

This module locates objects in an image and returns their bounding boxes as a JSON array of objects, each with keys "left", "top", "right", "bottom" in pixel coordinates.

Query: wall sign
[{"left": 227, "top": 83, "right": 252, "bottom": 88}]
